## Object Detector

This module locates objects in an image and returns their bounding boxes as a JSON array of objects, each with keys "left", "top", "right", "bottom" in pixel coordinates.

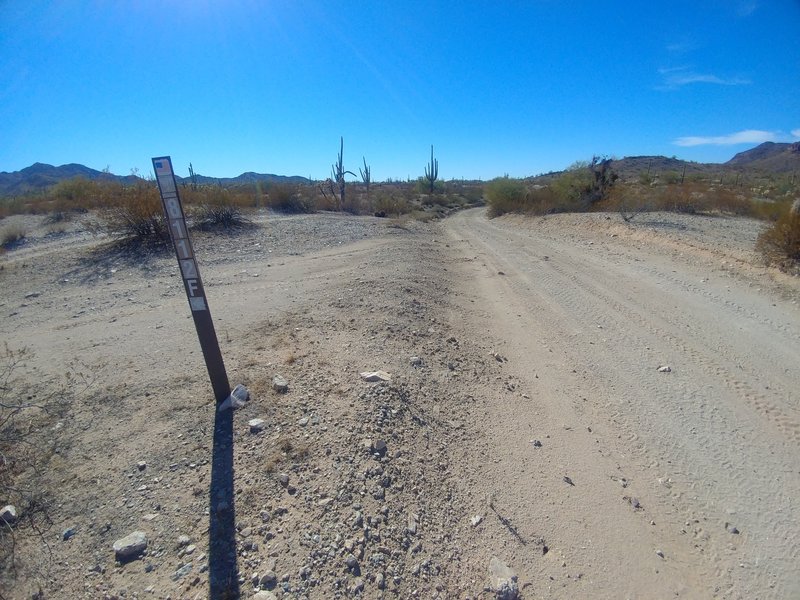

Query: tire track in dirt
[{"left": 443, "top": 208, "right": 800, "bottom": 599}]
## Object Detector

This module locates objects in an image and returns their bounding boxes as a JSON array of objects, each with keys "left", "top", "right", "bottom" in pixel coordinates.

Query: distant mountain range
[
  {"left": 1, "top": 142, "right": 798, "bottom": 197},
  {"left": 0, "top": 163, "right": 310, "bottom": 197},
  {"left": 550, "top": 142, "right": 800, "bottom": 182}
]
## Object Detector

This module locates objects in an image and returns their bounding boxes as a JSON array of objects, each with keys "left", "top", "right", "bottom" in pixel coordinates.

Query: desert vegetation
[{"left": 482, "top": 158, "right": 799, "bottom": 268}]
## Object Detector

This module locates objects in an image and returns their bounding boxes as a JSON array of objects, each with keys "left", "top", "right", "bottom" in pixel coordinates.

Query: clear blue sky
[{"left": 1, "top": 1, "right": 798, "bottom": 181}]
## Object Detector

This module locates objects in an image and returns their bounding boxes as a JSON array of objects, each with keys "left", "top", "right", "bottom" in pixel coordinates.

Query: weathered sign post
[{"left": 152, "top": 156, "right": 231, "bottom": 404}]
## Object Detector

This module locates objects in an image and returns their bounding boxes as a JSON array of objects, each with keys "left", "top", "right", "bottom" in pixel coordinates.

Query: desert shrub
[
  {"left": 655, "top": 183, "right": 754, "bottom": 216},
  {"left": 49, "top": 177, "right": 105, "bottom": 212},
  {"left": 99, "top": 184, "right": 168, "bottom": 244},
  {"left": 266, "top": 184, "right": 314, "bottom": 213},
  {"left": 1, "top": 224, "right": 27, "bottom": 249},
  {"left": 372, "top": 192, "right": 411, "bottom": 217},
  {"left": 550, "top": 158, "right": 617, "bottom": 212},
  {"left": 662, "top": 170, "right": 681, "bottom": 185},
  {"left": 414, "top": 177, "right": 445, "bottom": 195},
  {"left": 756, "top": 208, "right": 800, "bottom": 267},
  {"left": 0, "top": 198, "right": 25, "bottom": 218},
  {"left": 193, "top": 203, "right": 251, "bottom": 230},
  {"left": 485, "top": 177, "right": 528, "bottom": 217}
]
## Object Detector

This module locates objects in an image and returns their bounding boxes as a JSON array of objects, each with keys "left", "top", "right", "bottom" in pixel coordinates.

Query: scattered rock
[
  {"left": 410, "top": 356, "right": 423, "bottom": 367},
  {"left": 725, "top": 522, "right": 740, "bottom": 534},
  {"left": 470, "top": 515, "right": 483, "bottom": 527},
  {"left": 136, "top": 461, "right": 147, "bottom": 471},
  {"left": 376, "top": 571, "right": 386, "bottom": 589},
  {"left": 259, "top": 570, "right": 277, "bottom": 587},
  {"left": 113, "top": 531, "right": 148, "bottom": 561},
  {"left": 657, "top": 365, "right": 672, "bottom": 373},
  {"left": 171, "top": 562, "right": 192, "bottom": 581},
  {"left": 625, "top": 496, "right": 642, "bottom": 510},
  {"left": 249, "top": 418, "right": 267, "bottom": 433},
  {"left": 360, "top": 370, "right": 391, "bottom": 382},
  {"left": 0, "top": 505, "right": 17, "bottom": 525},
  {"left": 272, "top": 375, "right": 289, "bottom": 393},
  {"left": 655, "top": 549, "right": 664, "bottom": 558},
  {"left": 253, "top": 591, "right": 278, "bottom": 600},
  {"left": 278, "top": 473, "right": 290, "bottom": 487},
  {"left": 345, "top": 553, "right": 360, "bottom": 572},
  {"left": 298, "top": 416, "right": 309, "bottom": 427},
  {"left": 62, "top": 527, "right": 76, "bottom": 541},
  {"left": 177, "top": 534, "right": 191, "bottom": 547},
  {"left": 530, "top": 439, "right": 542, "bottom": 448},
  {"left": 373, "top": 439, "right": 387, "bottom": 455},
  {"left": 488, "top": 556, "right": 519, "bottom": 600},
  {"left": 563, "top": 476, "right": 575, "bottom": 486}
]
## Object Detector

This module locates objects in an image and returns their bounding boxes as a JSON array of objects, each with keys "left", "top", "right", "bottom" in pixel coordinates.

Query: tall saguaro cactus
[
  {"left": 359, "top": 157, "right": 371, "bottom": 195},
  {"left": 424, "top": 145, "right": 438, "bottom": 193},
  {"left": 331, "top": 136, "right": 356, "bottom": 210}
]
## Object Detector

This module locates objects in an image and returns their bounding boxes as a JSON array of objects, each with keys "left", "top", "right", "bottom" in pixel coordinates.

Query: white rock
[
  {"left": 272, "top": 375, "right": 289, "bottom": 393},
  {"left": 113, "top": 531, "right": 148, "bottom": 560},
  {"left": 470, "top": 515, "right": 483, "bottom": 527},
  {"left": 253, "top": 590, "right": 278, "bottom": 600},
  {"left": 657, "top": 365, "right": 672, "bottom": 373},
  {"left": 249, "top": 418, "right": 267, "bottom": 433},
  {"left": 360, "top": 371, "right": 391, "bottom": 382},
  {"left": 489, "top": 556, "right": 519, "bottom": 600}
]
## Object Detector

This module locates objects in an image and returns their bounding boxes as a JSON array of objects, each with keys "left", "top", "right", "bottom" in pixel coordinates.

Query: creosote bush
[
  {"left": 265, "top": 184, "right": 314, "bottom": 213},
  {"left": 100, "top": 183, "right": 168, "bottom": 244},
  {"left": 485, "top": 177, "right": 528, "bottom": 217},
  {"left": 756, "top": 208, "right": 800, "bottom": 268}
]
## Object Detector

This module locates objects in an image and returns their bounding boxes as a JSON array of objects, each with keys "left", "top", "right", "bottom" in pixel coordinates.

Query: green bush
[{"left": 485, "top": 177, "right": 528, "bottom": 217}]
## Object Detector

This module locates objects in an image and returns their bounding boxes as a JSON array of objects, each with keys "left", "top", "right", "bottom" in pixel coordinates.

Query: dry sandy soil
[{"left": 0, "top": 207, "right": 798, "bottom": 599}]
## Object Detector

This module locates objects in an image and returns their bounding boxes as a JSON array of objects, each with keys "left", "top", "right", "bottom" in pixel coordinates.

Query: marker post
[{"left": 152, "top": 156, "right": 231, "bottom": 404}]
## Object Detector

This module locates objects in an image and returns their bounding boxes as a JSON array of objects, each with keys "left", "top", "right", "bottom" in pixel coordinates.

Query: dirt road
[
  {"left": 441, "top": 208, "right": 800, "bottom": 598},
  {"left": 2, "top": 208, "right": 798, "bottom": 599}
]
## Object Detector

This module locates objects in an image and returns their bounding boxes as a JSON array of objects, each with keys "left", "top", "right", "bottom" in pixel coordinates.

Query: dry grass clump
[{"left": 1, "top": 224, "right": 27, "bottom": 249}]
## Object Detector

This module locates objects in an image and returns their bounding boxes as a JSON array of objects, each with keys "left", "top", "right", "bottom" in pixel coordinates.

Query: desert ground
[{"left": 1, "top": 207, "right": 798, "bottom": 599}]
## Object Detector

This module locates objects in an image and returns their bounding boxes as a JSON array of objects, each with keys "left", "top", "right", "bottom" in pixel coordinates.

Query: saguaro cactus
[
  {"left": 359, "top": 157, "right": 371, "bottom": 195},
  {"left": 331, "top": 136, "right": 356, "bottom": 210},
  {"left": 424, "top": 145, "right": 438, "bottom": 193}
]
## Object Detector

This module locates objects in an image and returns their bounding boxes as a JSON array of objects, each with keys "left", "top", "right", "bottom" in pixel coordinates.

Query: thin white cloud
[
  {"left": 673, "top": 130, "right": 776, "bottom": 147},
  {"left": 657, "top": 67, "right": 751, "bottom": 90},
  {"left": 737, "top": 1, "right": 758, "bottom": 17},
  {"left": 666, "top": 41, "right": 697, "bottom": 54},
  {"left": 791, "top": 128, "right": 800, "bottom": 139}
]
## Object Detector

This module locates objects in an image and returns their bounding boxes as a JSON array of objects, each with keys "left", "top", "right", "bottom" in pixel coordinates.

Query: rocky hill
[
  {"left": 725, "top": 141, "right": 800, "bottom": 172},
  {"left": 0, "top": 163, "right": 310, "bottom": 197}
]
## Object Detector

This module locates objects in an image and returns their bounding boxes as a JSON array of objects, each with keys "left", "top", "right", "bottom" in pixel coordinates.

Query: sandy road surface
[
  {"left": 441, "top": 208, "right": 800, "bottom": 598},
  {"left": 2, "top": 208, "right": 799, "bottom": 599}
]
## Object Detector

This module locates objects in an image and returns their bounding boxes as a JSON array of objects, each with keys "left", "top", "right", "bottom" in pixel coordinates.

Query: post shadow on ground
[{"left": 208, "top": 406, "right": 240, "bottom": 599}]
